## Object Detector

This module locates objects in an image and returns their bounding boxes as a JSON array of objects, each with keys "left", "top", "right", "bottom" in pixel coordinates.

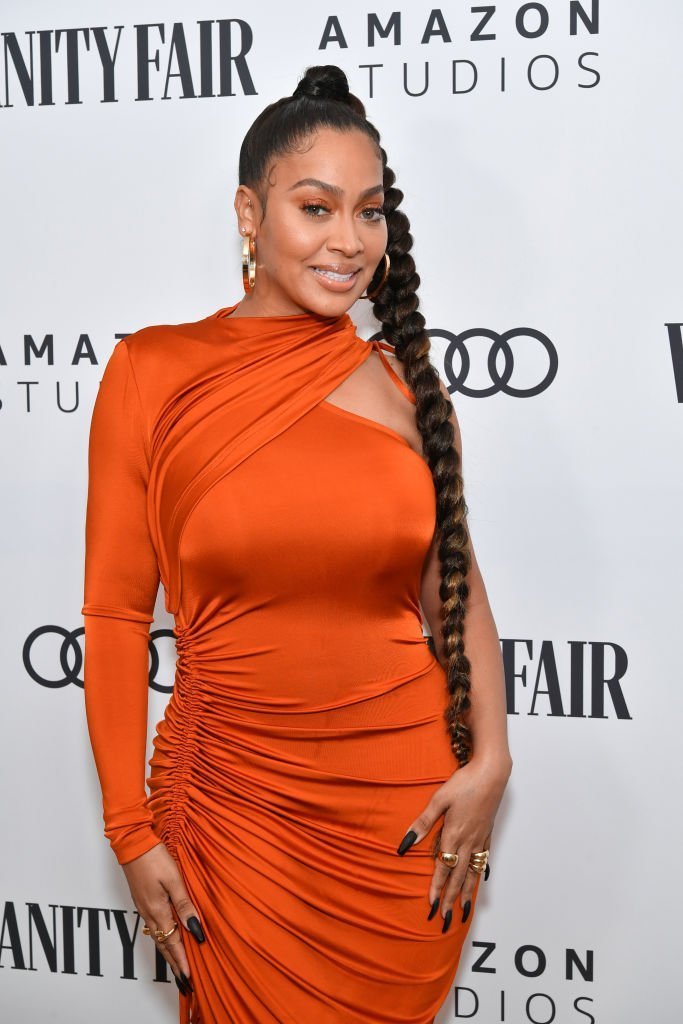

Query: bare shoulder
[
  {"left": 381, "top": 348, "right": 453, "bottom": 408},
  {"left": 376, "top": 346, "right": 461, "bottom": 441},
  {"left": 372, "top": 347, "right": 408, "bottom": 384}
]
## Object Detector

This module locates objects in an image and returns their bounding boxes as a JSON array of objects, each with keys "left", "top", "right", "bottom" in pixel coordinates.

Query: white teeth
[{"left": 312, "top": 268, "right": 355, "bottom": 282}]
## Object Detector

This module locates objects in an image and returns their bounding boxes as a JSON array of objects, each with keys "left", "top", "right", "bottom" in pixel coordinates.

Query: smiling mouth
[{"left": 310, "top": 267, "right": 360, "bottom": 282}]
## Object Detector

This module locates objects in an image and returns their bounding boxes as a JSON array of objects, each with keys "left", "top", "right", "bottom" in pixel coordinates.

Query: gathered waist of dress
[{"left": 169, "top": 618, "right": 442, "bottom": 715}]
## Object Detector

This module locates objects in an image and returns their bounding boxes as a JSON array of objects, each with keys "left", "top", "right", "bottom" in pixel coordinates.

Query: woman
[{"left": 82, "top": 64, "right": 512, "bottom": 1024}]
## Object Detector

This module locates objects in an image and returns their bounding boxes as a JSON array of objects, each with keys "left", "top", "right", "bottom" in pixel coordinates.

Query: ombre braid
[
  {"left": 237, "top": 65, "right": 475, "bottom": 779},
  {"left": 369, "top": 148, "right": 474, "bottom": 773}
]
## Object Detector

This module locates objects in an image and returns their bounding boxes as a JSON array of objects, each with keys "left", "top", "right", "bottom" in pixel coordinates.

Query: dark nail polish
[
  {"left": 484, "top": 862, "right": 490, "bottom": 880},
  {"left": 461, "top": 899, "right": 471, "bottom": 923},
  {"left": 397, "top": 830, "right": 418, "bottom": 856},
  {"left": 427, "top": 897, "right": 440, "bottom": 921},
  {"left": 175, "top": 975, "right": 189, "bottom": 996},
  {"left": 187, "top": 916, "right": 205, "bottom": 943},
  {"left": 441, "top": 909, "right": 452, "bottom": 934},
  {"left": 179, "top": 971, "right": 194, "bottom": 993}
]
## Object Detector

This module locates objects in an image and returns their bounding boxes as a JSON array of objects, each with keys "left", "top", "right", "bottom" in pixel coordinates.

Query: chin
[{"left": 301, "top": 288, "right": 359, "bottom": 317}]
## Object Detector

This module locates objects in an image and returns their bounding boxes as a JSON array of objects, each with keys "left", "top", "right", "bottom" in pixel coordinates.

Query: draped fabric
[
  {"left": 81, "top": 302, "right": 481, "bottom": 1024},
  {"left": 146, "top": 305, "right": 374, "bottom": 616}
]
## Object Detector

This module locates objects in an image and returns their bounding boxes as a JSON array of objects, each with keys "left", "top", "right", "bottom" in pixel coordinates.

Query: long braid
[{"left": 370, "top": 148, "right": 475, "bottom": 773}]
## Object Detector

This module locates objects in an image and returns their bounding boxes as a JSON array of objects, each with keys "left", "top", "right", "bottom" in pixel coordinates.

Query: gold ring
[
  {"left": 437, "top": 850, "right": 459, "bottom": 869},
  {"left": 468, "top": 849, "right": 490, "bottom": 874},
  {"left": 142, "top": 922, "right": 179, "bottom": 943}
]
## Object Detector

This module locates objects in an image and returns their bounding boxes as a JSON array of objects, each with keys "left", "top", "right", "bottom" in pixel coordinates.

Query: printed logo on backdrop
[
  {"left": 415, "top": 327, "right": 558, "bottom": 398},
  {"left": 320, "top": 5, "right": 601, "bottom": 97},
  {"left": 666, "top": 323, "right": 683, "bottom": 402},
  {"left": 455, "top": 938, "right": 596, "bottom": 1022},
  {"left": 24, "top": 626, "right": 630, "bottom": 718},
  {"left": 0, "top": 4, "right": 602, "bottom": 108},
  {"left": 502, "top": 638, "right": 631, "bottom": 719},
  {"left": 0, "top": 900, "right": 177, "bottom": 985},
  {"left": 23, "top": 625, "right": 177, "bottom": 693}
]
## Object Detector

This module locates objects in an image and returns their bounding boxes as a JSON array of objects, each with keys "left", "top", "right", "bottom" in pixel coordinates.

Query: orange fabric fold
[{"left": 147, "top": 305, "right": 373, "bottom": 616}]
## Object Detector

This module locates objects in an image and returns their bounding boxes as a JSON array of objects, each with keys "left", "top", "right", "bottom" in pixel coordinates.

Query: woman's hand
[
  {"left": 121, "top": 841, "right": 205, "bottom": 995},
  {"left": 396, "top": 755, "right": 512, "bottom": 931}
]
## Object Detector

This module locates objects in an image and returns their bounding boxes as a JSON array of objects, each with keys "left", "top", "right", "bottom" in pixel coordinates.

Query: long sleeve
[{"left": 81, "top": 339, "right": 164, "bottom": 865}]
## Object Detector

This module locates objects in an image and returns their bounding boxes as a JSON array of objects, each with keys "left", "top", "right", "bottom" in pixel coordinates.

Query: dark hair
[{"left": 238, "top": 66, "right": 474, "bottom": 785}]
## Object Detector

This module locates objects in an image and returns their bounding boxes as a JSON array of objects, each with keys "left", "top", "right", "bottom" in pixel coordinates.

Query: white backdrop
[{"left": 2, "top": 1, "right": 682, "bottom": 1021}]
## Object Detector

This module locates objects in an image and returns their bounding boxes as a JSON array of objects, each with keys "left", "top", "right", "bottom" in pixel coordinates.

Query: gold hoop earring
[
  {"left": 242, "top": 233, "right": 256, "bottom": 292},
  {"left": 360, "top": 252, "right": 390, "bottom": 301}
]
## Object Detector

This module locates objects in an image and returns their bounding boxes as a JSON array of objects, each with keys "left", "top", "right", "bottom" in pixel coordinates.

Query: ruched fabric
[{"left": 81, "top": 302, "right": 481, "bottom": 1023}]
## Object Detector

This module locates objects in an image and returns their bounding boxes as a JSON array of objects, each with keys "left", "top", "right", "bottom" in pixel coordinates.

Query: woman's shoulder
[
  {"left": 121, "top": 311, "right": 213, "bottom": 379},
  {"left": 122, "top": 314, "right": 200, "bottom": 356},
  {"left": 111, "top": 311, "right": 216, "bottom": 423}
]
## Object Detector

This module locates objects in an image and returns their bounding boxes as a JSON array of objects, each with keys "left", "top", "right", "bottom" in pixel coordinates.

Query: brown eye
[
  {"left": 360, "top": 207, "right": 384, "bottom": 222},
  {"left": 302, "top": 203, "right": 331, "bottom": 217}
]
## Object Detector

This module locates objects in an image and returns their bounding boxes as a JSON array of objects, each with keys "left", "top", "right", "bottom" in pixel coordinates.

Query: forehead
[{"left": 267, "top": 128, "right": 382, "bottom": 190}]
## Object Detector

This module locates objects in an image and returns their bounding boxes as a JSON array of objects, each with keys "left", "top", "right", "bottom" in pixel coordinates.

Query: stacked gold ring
[
  {"left": 437, "top": 849, "right": 490, "bottom": 873},
  {"left": 142, "top": 922, "right": 179, "bottom": 943},
  {"left": 468, "top": 849, "right": 489, "bottom": 874}
]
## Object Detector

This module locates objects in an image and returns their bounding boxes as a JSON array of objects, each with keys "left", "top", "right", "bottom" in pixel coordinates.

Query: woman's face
[{"left": 234, "top": 127, "right": 388, "bottom": 317}]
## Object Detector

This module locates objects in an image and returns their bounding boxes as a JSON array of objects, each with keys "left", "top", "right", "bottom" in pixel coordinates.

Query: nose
[{"left": 326, "top": 212, "right": 364, "bottom": 257}]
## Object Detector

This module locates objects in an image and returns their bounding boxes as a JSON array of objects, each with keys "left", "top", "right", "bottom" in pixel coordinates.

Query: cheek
[
  {"left": 269, "top": 210, "right": 319, "bottom": 263},
  {"left": 374, "top": 224, "right": 389, "bottom": 255}
]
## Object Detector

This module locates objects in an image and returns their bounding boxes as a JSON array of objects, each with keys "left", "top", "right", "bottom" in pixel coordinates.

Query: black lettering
[
  {"left": 471, "top": 6, "right": 496, "bottom": 42},
  {"left": 368, "top": 12, "right": 401, "bottom": 46},
  {"left": 470, "top": 939, "right": 496, "bottom": 974},
  {"left": 25, "top": 334, "right": 54, "bottom": 364},
  {"left": 217, "top": 19, "right": 256, "bottom": 96},
  {"left": 590, "top": 642, "right": 630, "bottom": 719},
  {"left": 421, "top": 9, "right": 452, "bottom": 45},
  {"left": 516, "top": 4, "right": 550, "bottom": 40},
  {"left": 319, "top": 16, "right": 348, "bottom": 49},
  {"left": 571, "top": 0, "right": 600, "bottom": 35},
  {"left": 529, "top": 640, "right": 565, "bottom": 717}
]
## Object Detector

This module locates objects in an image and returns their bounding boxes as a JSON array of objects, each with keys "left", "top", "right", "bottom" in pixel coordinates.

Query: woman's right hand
[{"left": 121, "top": 841, "right": 205, "bottom": 993}]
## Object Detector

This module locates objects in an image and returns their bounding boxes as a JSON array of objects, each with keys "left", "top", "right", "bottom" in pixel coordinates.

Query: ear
[{"left": 234, "top": 187, "right": 258, "bottom": 238}]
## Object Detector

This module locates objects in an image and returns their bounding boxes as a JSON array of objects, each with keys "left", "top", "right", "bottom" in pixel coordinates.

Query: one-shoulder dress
[{"left": 81, "top": 302, "right": 481, "bottom": 1024}]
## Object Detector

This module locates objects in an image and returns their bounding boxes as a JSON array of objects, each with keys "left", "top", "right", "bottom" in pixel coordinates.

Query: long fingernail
[
  {"left": 175, "top": 975, "right": 190, "bottom": 996},
  {"left": 442, "top": 909, "right": 452, "bottom": 934},
  {"left": 427, "top": 897, "right": 440, "bottom": 921},
  {"left": 179, "top": 971, "right": 194, "bottom": 993},
  {"left": 187, "top": 916, "right": 205, "bottom": 943},
  {"left": 461, "top": 899, "right": 471, "bottom": 923},
  {"left": 396, "top": 830, "right": 418, "bottom": 856},
  {"left": 484, "top": 862, "right": 490, "bottom": 880}
]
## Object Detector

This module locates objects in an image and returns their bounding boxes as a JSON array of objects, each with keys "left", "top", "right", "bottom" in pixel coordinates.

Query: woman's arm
[
  {"left": 419, "top": 380, "right": 512, "bottom": 771},
  {"left": 81, "top": 338, "right": 164, "bottom": 865}
]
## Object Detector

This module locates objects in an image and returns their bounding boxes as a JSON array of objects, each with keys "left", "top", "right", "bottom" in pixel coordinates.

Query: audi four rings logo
[
  {"left": 431, "top": 328, "right": 558, "bottom": 398},
  {"left": 368, "top": 326, "right": 559, "bottom": 397},
  {"left": 23, "top": 625, "right": 177, "bottom": 694}
]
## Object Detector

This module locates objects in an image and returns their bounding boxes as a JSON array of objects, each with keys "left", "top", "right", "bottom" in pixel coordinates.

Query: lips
[
  {"left": 309, "top": 265, "right": 362, "bottom": 292},
  {"left": 310, "top": 263, "right": 361, "bottom": 273},
  {"left": 310, "top": 265, "right": 361, "bottom": 282}
]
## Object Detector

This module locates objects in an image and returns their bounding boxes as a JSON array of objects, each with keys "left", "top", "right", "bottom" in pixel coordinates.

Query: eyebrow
[{"left": 287, "top": 178, "right": 384, "bottom": 201}]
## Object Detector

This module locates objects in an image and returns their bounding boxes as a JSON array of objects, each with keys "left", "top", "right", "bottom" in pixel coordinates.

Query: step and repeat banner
[{"left": 2, "top": 1, "right": 681, "bottom": 1021}]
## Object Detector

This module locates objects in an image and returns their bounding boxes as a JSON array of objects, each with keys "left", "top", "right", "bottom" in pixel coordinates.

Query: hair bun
[{"left": 292, "top": 65, "right": 351, "bottom": 104}]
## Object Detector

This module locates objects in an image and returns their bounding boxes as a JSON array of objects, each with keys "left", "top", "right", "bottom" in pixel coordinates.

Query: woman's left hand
[{"left": 396, "top": 755, "right": 512, "bottom": 929}]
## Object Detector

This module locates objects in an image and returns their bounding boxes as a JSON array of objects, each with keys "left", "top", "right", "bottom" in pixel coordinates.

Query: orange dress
[{"left": 82, "top": 301, "right": 481, "bottom": 1024}]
